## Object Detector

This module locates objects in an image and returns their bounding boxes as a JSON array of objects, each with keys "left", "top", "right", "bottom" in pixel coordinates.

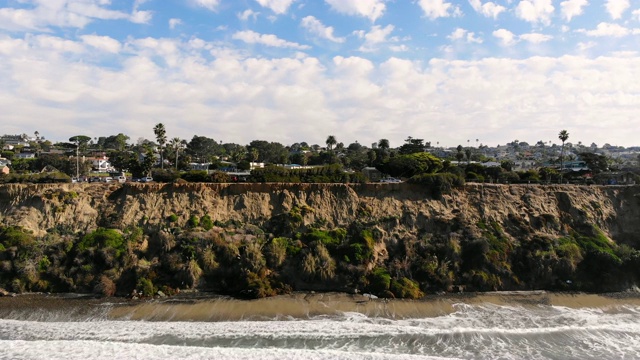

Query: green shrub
[
  {"left": 200, "top": 215, "right": 213, "bottom": 230},
  {"left": 77, "top": 228, "right": 126, "bottom": 257},
  {"left": 367, "top": 267, "right": 391, "bottom": 295},
  {"left": 187, "top": 215, "right": 200, "bottom": 228},
  {"left": 390, "top": 277, "right": 424, "bottom": 299},
  {"left": 181, "top": 170, "right": 209, "bottom": 182},
  {"left": 137, "top": 277, "right": 155, "bottom": 296},
  {"left": 167, "top": 214, "right": 178, "bottom": 223},
  {"left": 152, "top": 169, "right": 180, "bottom": 183},
  {"left": 38, "top": 256, "right": 51, "bottom": 272}
]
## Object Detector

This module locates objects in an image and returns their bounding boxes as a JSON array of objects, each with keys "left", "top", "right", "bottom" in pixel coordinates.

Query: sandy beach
[{"left": 2, "top": 291, "right": 640, "bottom": 322}]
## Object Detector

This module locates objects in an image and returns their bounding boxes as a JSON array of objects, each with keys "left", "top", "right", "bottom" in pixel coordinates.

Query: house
[
  {"left": 190, "top": 163, "right": 211, "bottom": 171},
  {"left": 88, "top": 156, "right": 112, "bottom": 172},
  {"left": 14, "top": 152, "right": 36, "bottom": 159},
  {"left": 0, "top": 166, "right": 9, "bottom": 175},
  {"left": 1, "top": 134, "right": 31, "bottom": 147}
]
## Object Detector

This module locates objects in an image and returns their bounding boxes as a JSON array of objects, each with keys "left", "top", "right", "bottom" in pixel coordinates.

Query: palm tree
[
  {"left": 378, "top": 138, "right": 390, "bottom": 150},
  {"left": 169, "top": 137, "right": 186, "bottom": 170},
  {"left": 558, "top": 130, "right": 569, "bottom": 183},
  {"left": 153, "top": 123, "right": 167, "bottom": 169},
  {"left": 326, "top": 135, "right": 337, "bottom": 151}
]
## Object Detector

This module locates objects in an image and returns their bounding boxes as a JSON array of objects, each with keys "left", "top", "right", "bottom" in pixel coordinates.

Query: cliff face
[{"left": 1, "top": 182, "right": 639, "bottom": 247}]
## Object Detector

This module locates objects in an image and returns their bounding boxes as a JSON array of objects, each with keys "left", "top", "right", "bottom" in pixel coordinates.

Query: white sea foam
[{"left": 1, "top": 303, "right": 640, "bottom": 359}]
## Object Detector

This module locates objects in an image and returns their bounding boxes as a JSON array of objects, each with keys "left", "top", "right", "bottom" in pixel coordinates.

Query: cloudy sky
[{"left": 1, "top": 0, "right": 639, "bottom": 148}]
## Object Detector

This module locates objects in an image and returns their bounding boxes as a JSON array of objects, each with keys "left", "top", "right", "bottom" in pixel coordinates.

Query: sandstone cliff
[
  {"left": 2, "top": 182, "right": 640, "bottom": 297},
  {"left": 1, "top": 182, "right": 639, "bottom": 247}
]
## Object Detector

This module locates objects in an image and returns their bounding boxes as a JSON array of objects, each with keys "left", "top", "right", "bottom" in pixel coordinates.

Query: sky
[{"left": 1, "top": 0, "right": 639, "bottom": 148}]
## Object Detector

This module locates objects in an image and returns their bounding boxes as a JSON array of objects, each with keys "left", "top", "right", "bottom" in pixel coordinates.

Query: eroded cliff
[
  {"left": 1, "top": 182, "right": 640, "bottom": 297},
  {"left": 1, "top": 182, "right": 638, "bottom": 246}
]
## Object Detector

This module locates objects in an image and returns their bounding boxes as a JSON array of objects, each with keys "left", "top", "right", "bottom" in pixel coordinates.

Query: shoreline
[{"left": 2, "top": 290, "right": 640, "bottom": 321}]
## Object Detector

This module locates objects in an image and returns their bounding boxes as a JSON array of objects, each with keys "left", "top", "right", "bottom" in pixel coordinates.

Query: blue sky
[{"left": 1, "top": 0, "right": 639, "bottom": 148}]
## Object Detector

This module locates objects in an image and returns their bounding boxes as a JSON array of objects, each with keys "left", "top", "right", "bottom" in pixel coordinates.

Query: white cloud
[
  {"left": 2, "top": 32, "right": 640, "bottom": 148},
  {"left": 0, "top": 0, "right": 132, "bottom": 31},
  {"left": 169, "top": 18, "right": 182, "bottom": 29},
  {"left": 130, "top": 10, "right": 152, "bottom": 24},
  {"left": 560, "top": 0, "right": 588, "bottom": 22},
  {"left": 357, "top": 24, "right": 396, "bottom": 52},
  {"left": 301, "top": 16, "right": 345, "bottom": 43},
  {"left": 417, "top": 0, "right": 458, "bottom": 19},
  {"left": 324, "top": 0, "right": 386, "bottom": 21},
  {"left": 493, "top": 29, "right": 517, "bottom": 46},
  {"left": 633, "top": 9, "right": 640, "bottom": 21},
  {"left": 583, "top": 22, "right": 639, "bottom": 37},
  {"left": 605, "top": 0, "right": 630, "bottom": 19},
  {"left": 468, "top": 0, "right": 506, "bottom": 19},
  {"left": 515, "top": 0, "right": 555, "bottom": 25},
  {"left": 520, "top": 33, "right": 553, "bottom": 43},
  {"left": 191, "top": 0, "right": 221, "bottom": 11},
  {"left": 238, "top": 9, "right": 260, "bottom": 21},
  {"left": 80, "top": 34, "right": 122, "bottom": 53},
  {"left": 232, "top": 30, "right": 311, "bottom": 49},
  {"left": 577, "top": 41, "right": 596, "bottom": 51},
  {"left": 254, "top": 0, "right": 296, "bottom": 14},
  {"left": 448, "top": 28, "right": 483, "bottom": 43}
]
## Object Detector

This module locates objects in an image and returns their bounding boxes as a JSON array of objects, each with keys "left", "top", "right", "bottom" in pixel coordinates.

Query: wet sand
[{"left": 2, "top": 291, "right": 640, "bottom": 321}]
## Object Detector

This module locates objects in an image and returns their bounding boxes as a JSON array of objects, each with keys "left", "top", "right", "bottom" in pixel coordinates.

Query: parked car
[
  {"left": 140, "top": 177, "right": 153, "bottom": 183},
  {"left": 380, "top": 177, "right": 403, "bottom": 183},
  {"left": 116, "top": 176, "right": 126, "bottom": 183},
  {"left": 103, "top": 177, "right": 113, "bottom": 183}
]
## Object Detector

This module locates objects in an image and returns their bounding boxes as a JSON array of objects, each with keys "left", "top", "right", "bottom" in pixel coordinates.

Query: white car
[{"left": 380, "top": 177, "right": 403, "bottom": 183}]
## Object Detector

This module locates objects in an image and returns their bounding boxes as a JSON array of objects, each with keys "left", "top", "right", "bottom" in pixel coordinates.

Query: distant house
[
  {"left": 190, "top": 163, "right": 211, "bottom": 171},
  {"left": 14, "top": 152, "right": 36, "bottom": 159},
  {"left": 88, "top": 156, "right": 112, "bottom": 172},
  {"left": 481, "top": 161, "right": 501, "bottom": 168},
  {"left": 2, "top": 144, "right": 14, "bottom": 151}
]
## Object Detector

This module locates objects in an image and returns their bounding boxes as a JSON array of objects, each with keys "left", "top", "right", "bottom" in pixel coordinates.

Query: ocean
[{"left": 1, "top": 292, "right": 639, "bottom": 360}]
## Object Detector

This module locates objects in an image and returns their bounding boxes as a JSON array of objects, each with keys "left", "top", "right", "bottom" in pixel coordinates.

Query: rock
[
  {"left": 0, "top": 288, "right": 9, "bottom": 297},
  {"left": 157, "top": 290, "right": 167, "bottom": 298}
]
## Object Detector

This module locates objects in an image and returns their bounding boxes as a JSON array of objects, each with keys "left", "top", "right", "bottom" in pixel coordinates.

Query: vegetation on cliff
[{"left": 1, "top": 183, "right": 639, "bottom": 299}]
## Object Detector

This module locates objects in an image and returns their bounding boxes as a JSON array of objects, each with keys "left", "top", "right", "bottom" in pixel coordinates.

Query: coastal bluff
[
  {"left": 2, "top": 182, "right": 640, "bottom": 297},
  {"left": 1, "top": 182, "right": 639, "bottom": 247}
]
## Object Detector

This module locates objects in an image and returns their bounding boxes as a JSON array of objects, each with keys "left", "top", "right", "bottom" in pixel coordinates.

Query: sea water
[{"left": 1, "top": 293, "right": 640, "bottom": 360}]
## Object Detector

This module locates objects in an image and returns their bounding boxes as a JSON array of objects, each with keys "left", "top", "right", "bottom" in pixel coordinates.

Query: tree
[
  {"left": 579, "top": 152, "right": 608, "bottom": 174},
  {"left": 455, "top": 145, "right": 464, "bottom": 165},
  {"left": 326, "top": 135, "right": 337, "bottom": 151},
  {"left": 398, "top": 137, "right": 425, "bottom": 155},
  {"left": 153, "top": 123, "right": 167, "bottom": 169},
  {"left": 247, "top": 140, "right": 288, "bottom": 164},
  {"left": 186, "top": 136, "right": 221, "bottom": 163},
  {"left": 169, "top": 137, "right": 186, "bottom": 170},
  {"left": 378, "top": 139, "right": 390, "bottom": 150},
  {"left": 377, "top": 152, "right": 443, "bottom": 178},
  {"left": 558, "top": 130, "right": 569, "bottom": 182}
]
